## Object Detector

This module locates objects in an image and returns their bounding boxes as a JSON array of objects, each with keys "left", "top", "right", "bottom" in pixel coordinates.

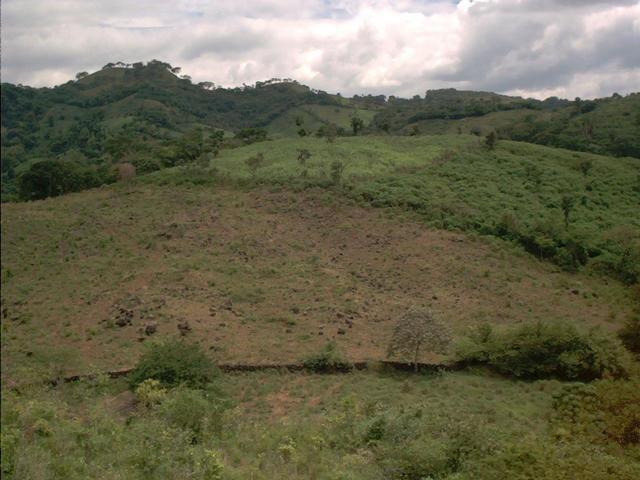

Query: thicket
[
  {"left": 129, "top": 338, "right": 220, "bottom": 388},
  {"left": 17, "top": 159, "right": 116, "bottom": 201},
  {"left": 457, "top": 321, "right": 630, "bottom": 381},
  {"left": 302, "top": 342, "right": 354, "bottom": 373},
  {"left": 618, "top": 313, "right": 640, "bottom": 355}
]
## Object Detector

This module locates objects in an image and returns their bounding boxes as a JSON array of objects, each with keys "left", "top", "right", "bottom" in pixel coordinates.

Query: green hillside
[
  {"left": 3, "top": 60, "right": 638, "bottom": 203},
  {"left": 2, "top": 61, "right": 639, "bottom": 479},
  {"left": 371, "top": 89, "right": 640, "bottom": 157},
  {"left": 2, "top": 167, "right": 639, "bottom": 479}
]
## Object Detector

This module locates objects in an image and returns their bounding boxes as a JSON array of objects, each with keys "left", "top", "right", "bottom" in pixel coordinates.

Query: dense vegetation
[{"left": 3, "top": 60, "right": 638, "bottom": 202}]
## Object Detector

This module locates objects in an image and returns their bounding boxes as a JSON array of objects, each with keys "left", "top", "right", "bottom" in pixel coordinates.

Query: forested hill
[{"left": 2, "top": 59, "right": 639, "bottom": 201}]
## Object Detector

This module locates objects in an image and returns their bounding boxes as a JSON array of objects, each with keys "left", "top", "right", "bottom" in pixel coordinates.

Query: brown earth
[{"left": 1, "top": 184, "right": 633, "bottom": 382}]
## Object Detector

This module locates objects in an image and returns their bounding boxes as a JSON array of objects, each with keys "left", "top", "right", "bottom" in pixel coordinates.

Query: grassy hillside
[
  {"left": 3, "top": 62, "right": 638, "bottom": 204},
  {"left": 3, "top": 180, "right": 635, "bottom": 380},
  {"left": 198, "top": 135, "right": 640, "bottom": 282},
  {"left": 2, "top": 64, "right": 639, "bottom": 479},
  {"left": 372, "top": 90, "right": 640, "bottom": 157},
  {"left": 2, "top": 176, "right": 639, "bottom": 478}
]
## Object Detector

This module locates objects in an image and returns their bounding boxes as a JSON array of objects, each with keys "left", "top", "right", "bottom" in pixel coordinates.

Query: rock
[
  {"left": 337, "top": 328, "right": 346, "bottom": 335},
  {"left": 115, "top": 307, "right": 134, "bottom": 327},
  {"left": 177, "top": 321, "right": 191, "bottom": 336},
  {"left": 144, "top": 323, "right": 157, "bottom": 336},
  {"left": 115, "top": 317, "right": 131, "bottom": 327}
]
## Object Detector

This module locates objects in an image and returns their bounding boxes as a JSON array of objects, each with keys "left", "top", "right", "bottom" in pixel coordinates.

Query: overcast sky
[{"left": 2, "top": 0, "right": 639, "bottom": 99}]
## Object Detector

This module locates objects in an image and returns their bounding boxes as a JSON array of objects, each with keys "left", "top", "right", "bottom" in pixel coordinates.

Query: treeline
[
  {"left": 371, "top": 90, "right": 640, "bottom": 158},
  {"left": 11, "top": 126, "right": 270, "bottom": 201}
]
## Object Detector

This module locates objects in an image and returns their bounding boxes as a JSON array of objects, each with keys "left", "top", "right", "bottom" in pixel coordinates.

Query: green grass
[
  {"left": 189, "top": 135, "right": 639, "bottom": 280},
  {"left": 2, "top": 370, "right": 638, "bottom": 479}
]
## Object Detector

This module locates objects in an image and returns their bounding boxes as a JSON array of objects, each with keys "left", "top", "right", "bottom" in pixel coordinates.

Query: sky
[{"left": 2, "top": 0, "right": 639, "bottom": 100}]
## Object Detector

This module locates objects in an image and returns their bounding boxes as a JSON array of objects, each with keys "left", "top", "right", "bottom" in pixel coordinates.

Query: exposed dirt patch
[{"left": 1, "top": 185, "right": 634, "bottom": 377}]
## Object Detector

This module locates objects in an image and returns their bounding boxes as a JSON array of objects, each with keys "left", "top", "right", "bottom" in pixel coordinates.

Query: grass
[
  {"left": 2, "top": 134, "right": 639, "bottom": 479},
  {"left": 2, "top": 370, "right": 638, "bottom": 479},
  {"left": 1, "top": 179, "right": 635, "bottom": 385},
  {"left": 199, "top": 135, "right": 639, "bottom": 278}
]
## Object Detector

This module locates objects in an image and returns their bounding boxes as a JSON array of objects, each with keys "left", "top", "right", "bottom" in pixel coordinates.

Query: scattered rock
[
  {"left": 337, "top": 328, "right": 346, "bottom": 335},
  {"left": 177, "top": 321, "right": 191, "bottom": 336},
  {"left": 144, "top": 323, "right": 157, "bottom": 336},
  {"left": 432, "top": 296, "right": 438, "bottom": 300},
  {"left": 115, "top": 307, "right": 134, "bottom": 327}
]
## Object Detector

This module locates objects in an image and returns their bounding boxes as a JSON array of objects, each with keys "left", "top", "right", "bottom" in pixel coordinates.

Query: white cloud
[{"left": 1, "top": 0, "right": 638, "bottom": 99}]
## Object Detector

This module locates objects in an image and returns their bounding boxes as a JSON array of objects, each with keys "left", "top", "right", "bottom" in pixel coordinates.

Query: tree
[
  {"left": 117, "top": 162, "right": 136, "bottom": 183},
  {"left": 578, "top": 159, "right": 593, "bottom": 177},
  {"left": 561, "top": 195, "right": 575, "bottom": 230},
  {"left": 350, "top": 115, "right": 364, "bottom": 135},
  {"left": 297, "top": 148, "right": 311, "bottom": 166},
  {"left": 330, "top": 160, "right": 345, "bottom": 185},
  {"left": 485, "top": 131, "right": 497, "bottom": 150},
  {"left": 246, "top": 152, "right": 264, "bottom": 178},
  {"left": 324, "top": 123, "right": 338, "bottom": 143},
  {"left": 387, "top": 307, "right": 452, "bottom": 371},
  {"left": 205, "top": 129, "right": 224, "bottom": 157},
  {"left": 75, "top": 72, "right": 89, "bottom": 80}
]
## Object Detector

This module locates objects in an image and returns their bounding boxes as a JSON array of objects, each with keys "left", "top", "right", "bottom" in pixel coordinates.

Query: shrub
[
  {"left": 159, "top": 388, "right": 211, "bottom": 434},
  {"left": 135, "top": 379, "right": 167, "bottom": 407},
  {"left": 303, "top": 342, "right": 353, "bottom": 373},
  {"left": 617, "top": 314, "right": 640, "bottom": 354},
  {"left": 457, "top": 321, "right": 629, "bottom": 380},
  {"left": 129, "top": 338, "right": 219, "bottom": 388}
]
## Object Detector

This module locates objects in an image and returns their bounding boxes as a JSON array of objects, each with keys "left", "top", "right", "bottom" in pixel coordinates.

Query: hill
[
  {"left": 370, "top": 89, "right": 640, "bottom": 158},
  {"left": 3, "top": 60, "right": 639, "bottom": 202},
  {"left": 2, "top": 70, "right": 640, "bottom": 477},
  {"left": 2, "top": 164, "right": 639, "bottom": 478}
]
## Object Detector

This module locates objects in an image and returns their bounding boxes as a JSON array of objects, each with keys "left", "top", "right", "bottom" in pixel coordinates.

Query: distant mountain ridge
[{"left": 2, "top": 59, "right": 639, "bottom": 200}]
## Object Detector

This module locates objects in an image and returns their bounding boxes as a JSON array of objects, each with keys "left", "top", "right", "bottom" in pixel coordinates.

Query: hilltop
[{"left": 2, "top": 60, "right": 639, "bottom": 201}]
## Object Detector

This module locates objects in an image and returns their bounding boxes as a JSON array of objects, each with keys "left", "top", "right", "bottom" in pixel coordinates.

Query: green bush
[
  {"left": 457, "top": 321, "right": 629, "bottom": 380},
  {"left": 302, "top": 342, "right": 353, "bottom": 373},
  {"left": 617, "top": 314, "right": 640, "bottom": 354},
  {"left": 159, "top": 388, "right": 211, "bottom": 435},
  {"left": 129, "top": 338, "right": 219, "bottom": 388}
]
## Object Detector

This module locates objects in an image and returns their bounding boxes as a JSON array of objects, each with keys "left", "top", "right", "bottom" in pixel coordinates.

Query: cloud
[{"left": 1, "top": 0, "right": 638, "bottom": 99}]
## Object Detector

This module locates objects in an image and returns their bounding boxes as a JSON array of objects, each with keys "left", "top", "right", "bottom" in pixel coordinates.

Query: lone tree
[
  {"left": 246, "top": 152, "right": 265, "bottom": 179},
  {"left": 561, "top": 195, "right": 575, "bottom": 230},
  {"left": 387, "top": 306, "right": 452, "bottom": 371},
  {"left": 485, "top": 131, "right": 497, "bottom": 150},
  {"left": 350, "top": 115, "right": 364, "bottom": 135},
  {"left": 297, "top": 148, "right": 312, "bottom": 166},
  {"left": 117, "top": 162, "right": 136, "bottom": 183},
  {"left": 578, "top": 159, "right": 593, "bottom": 177}
]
